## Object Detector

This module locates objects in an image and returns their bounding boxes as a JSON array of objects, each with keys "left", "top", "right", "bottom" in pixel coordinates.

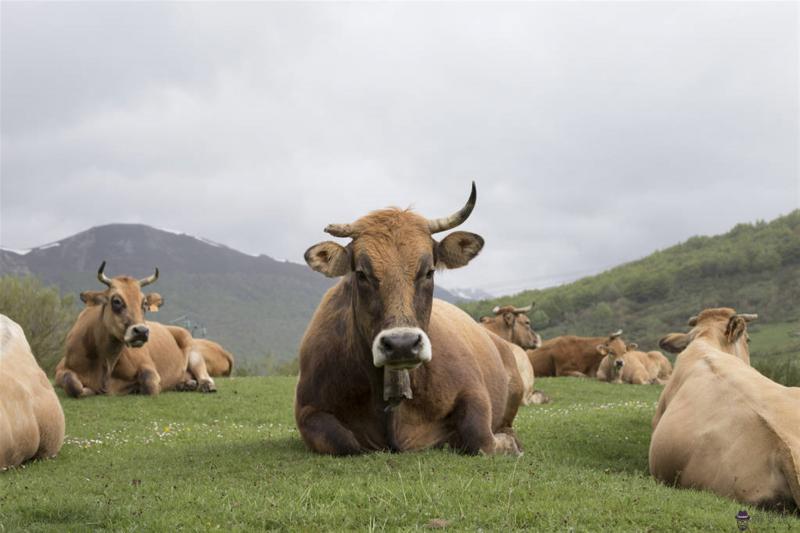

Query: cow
[
  {"left": 650, "top": 308, "right": 800, "bottom": 511},
  {"left": 55, "top": 262, "right": 216, "bottom": 398},
  {"left": 295, "top": 183, "right": 525, "bottom": 456},
  {"left": 0, "top": 314, "right": 65, "bottom": 469},
  {"left": 644, "top": 350, "right": 672, "bottom": 384},
  {"left": 128, "top": 294, "right": 235, "bottom": 377},
  {"left": 185, "top": 337, "right": 234, "bottom": 377},
  {"left": 528, "top": 330, "right": 629, "bottom": 378},
  {"left": 597, "top": 346, "right": 662, "bottom": 385},
  {"left": 480, "top": 304, "right": 548, "bottom": 405}
]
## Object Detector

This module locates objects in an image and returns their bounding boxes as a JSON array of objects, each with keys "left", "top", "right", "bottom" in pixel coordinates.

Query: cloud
[{"left": 2, "top": 2, "right": 797, "bottom": 294}]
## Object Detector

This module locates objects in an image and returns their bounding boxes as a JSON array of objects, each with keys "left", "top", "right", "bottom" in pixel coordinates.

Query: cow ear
[
  {"left": 659, "top": 333, "right": 691, "bottom": 354},
  {"left": 626, "top": 342, "right": 638, "bottom": 351},
  {"left": 503, "top": 312, "right": 515, "bottom": 327},
  {"left": 144, "top": 293, "right": 164, "bottom": 312},
  {"left": 480, "top": 316, "right": 491, "bottom": 323},
  {"left": 596, "top": 344, "right": 609, "bottom": 356},
  {"left": 725, "top": 316, "right": 747, "bottom": 344},
  {"left": 437, "top": 231, "right": 484, "bottom": 269},
  {"left": 304, "top": 241, "right": 350, "bottom": 277},
  {"left": 80, "top": 291, "right": 107, "bottom": 306}
]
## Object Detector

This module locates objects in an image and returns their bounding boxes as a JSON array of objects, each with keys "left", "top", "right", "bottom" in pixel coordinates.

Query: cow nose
[
  {"left": 380, "top": 331, "right": 423, "bottom": 357},
  {"left": 132, "top": 325, "right": 149, "bottom": 339},
  {"left": 614, "top": 360, "right": 624, "bottom": 368}
]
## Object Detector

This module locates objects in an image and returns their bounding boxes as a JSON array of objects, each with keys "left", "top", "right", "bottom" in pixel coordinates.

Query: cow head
[
  {"left": 79, "top": 261, "right": 160, "bottom": 348},
  {"left": 482, "top": 303, "right": 541, "bottom": 349},
  {"left": 595, "top": 330, "right": 630, "bottom": 369},
  {"left": 304, "top": 182, "right": 484, "bottom": 370},
  {"left": 659, "top": 308, "right": 757, "bottom": 363}
]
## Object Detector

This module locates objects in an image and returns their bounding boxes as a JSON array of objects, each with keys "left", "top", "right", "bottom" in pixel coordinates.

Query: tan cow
[
  {"left": 131, "top": 295, "right": 235, "bottom": 377},
  {"left": 644, "top": 350, "right": 672, "bottom": 384},
  {"left": 596, "top": 346, "right": 660, "bottom": 385},
  {"left": 480, "top": 304, "right": 548, "bottom": 405},
  {"left": 186, "top": 337, "right": 234, "bottom": 377},
  {"left": 0, "top": 314, "right": 65, "bottom": 469},
  {"left": 295, "top": 183, "right": 525, "bottom": 456},
  {"left": 650, "top": 308, "right": 800, "bottom": 511},
  {"left": 55, "top": 262, "right": 216, "bottom": 398},
  {"left": 528, "top": 330, "right": 629, "bottom": 378}
]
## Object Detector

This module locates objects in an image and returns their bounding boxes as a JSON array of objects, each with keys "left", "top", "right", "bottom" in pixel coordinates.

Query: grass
[
  {"left": 749, "top": 321, "right": 800, "bottom": 386},
  {"left": 1, "top": 377, "right": 798, "bottom": 531}
]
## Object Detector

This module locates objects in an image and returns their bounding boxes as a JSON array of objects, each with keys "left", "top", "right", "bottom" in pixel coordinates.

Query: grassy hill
[
  {"left": 2, "top": 377, "right": 796, "bottom": 530},
  {"left": 460, "top": 210, "right": 800, "bottom": 382}
]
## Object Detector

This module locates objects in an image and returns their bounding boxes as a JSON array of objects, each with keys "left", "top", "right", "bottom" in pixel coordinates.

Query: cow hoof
[
  {"left": 493, "top": 433, "right": 522, "bottom": 457},
  {"left": 198, "top": 380, "right": 217, "bottom": 393},
  {"left": 175, "top": 379, "right": 198, "bottom": 392}
]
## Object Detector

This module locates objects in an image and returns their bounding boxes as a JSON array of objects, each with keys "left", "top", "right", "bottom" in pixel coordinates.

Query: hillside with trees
[{"left": 459, "top": 210, "right": 800, "bottom": 379}]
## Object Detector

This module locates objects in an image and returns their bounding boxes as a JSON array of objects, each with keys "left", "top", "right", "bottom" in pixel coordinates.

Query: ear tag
[{"left": 149, "top": 305, "right": 159, "bottom": 312}]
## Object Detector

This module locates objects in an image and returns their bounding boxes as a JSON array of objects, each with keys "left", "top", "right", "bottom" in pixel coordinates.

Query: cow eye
[
  {"left": 425, "top": 269, "right": 435, "bottom": 280},
  {"left": 111, "top": 297, "right": 125, "bottom": 311},
  {"left": 356, "top": 270, "right": 369, "bottom": 283}
]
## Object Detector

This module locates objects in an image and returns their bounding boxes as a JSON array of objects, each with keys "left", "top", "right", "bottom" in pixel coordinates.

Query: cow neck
[
  {"left": 344, "top": 302, "right": 404, "bottom": 451},
  {"left": 92, "top": 305, "right": 125, "bottom": 366}
]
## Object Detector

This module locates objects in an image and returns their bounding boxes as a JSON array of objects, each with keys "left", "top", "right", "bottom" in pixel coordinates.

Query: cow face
[
  {"left": 80, "top": 261, "right": 159, "bottom": 348},
  {"left": 482, "top": 304, "right": 540, "bottom": 349},
  {"left": 659, "top": 308, "right": 757, "bottom": 362},
  {"left": 595, "top": 331, "right": 630, "bottom": 370},
  {"left": 305, "top": 183, "right": 483, "bottom": 370}
]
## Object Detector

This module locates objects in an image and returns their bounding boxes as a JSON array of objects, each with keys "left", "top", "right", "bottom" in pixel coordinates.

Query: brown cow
[
  {"left": 528, "top": 330, "right": 629, "bottom": 378},
  {"left": 0, "top": 314, "right": 65, "bottom": 469},
  {"left": 480, "top": 304, "right": 548, "bottom": 405},
  {"left": 650, "top": 308, "right": 800, "bottom": 510},
  {"left": 295, "top": 183, "right": 525, "bottom": 456},
  {"left": 55, "top": 262, "right": 216, "bottom": 398},
  {"left": 597, "top": 346, "right": 662, "bottom": 385}
]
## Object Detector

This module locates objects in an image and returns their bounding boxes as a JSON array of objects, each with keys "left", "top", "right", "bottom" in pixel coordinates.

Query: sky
[{"left": 1, "top": 2, "right": 798, "bottom": 295}]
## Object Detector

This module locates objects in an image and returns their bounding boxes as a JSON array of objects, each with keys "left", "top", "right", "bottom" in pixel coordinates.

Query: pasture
[{"left": 2, "top": 377, "right": 797, "bottom": 531}]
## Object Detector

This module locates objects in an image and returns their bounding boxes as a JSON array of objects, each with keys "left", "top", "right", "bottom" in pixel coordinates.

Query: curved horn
[
  {"left": 609, "top": 329, "right": 623, "bottom": 339},
  {"left": 736, "top": 313, "right": 758, "bottom": 322},
  {"left": 97, "top": 261, "right": 112, "bottom": 287},
  {"left": 427, "top": 181, "right": 477, "bottom": 234},
  {"left": 514, "top": 303, "right": 533, "bottom": 314},
  {"left": 139, "top": 267, "right": 159, "bottom": 287},
  {"left": 492, "top": 306, "right": 501, "bottom": 315},
  {"left": 687, "top": 316, "right": 698, "bottom": 327},
  {"left": 324, "top": 223, "right": 355, "bottom": 238}
]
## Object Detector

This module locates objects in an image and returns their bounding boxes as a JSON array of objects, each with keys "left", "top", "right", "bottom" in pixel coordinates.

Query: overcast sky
[{"left": 2, "top": 2, "right": 798, "bottom": 295}]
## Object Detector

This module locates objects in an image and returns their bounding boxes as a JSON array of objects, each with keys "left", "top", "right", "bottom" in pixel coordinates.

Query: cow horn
[
  {"left": 492, "top": 306, "right": 501, "bottom": 315},
  {"left": 736, "top": 313, "right": 758, "bottom": 322},
  {"left": 97, "top": 261, "right": 112, "bottom": 287},
  {"left": 515, "top": 303, "right": 533, "bottom": 314},
  {"left": 324, "top": 223, "right": 354, "bottom": 238},
  {"left": 139, "top": 268, "right": 159, "bottom": 287},
  {"left": 609, "top": 329, "right": 623, "bottom": 339},
  {"left": 427, "top": 181, "right": 477, "bottom": 234}
]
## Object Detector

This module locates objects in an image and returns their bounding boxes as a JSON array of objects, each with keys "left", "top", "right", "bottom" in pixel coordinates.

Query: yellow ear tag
[{"left": 149, "top": 305, "right": 159, "bottom": 312}]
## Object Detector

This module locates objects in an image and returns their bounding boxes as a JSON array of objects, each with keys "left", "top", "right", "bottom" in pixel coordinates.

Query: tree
[{"left": 0, "top": 276, "right": 78, "bottom": 372}]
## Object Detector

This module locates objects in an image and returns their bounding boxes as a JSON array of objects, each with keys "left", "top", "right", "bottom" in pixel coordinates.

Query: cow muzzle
[
  {"left": 124, "top": 324, "right": 150, "bottom": 348},
  {"left": 372, "top": 327, "right": 432, "bottom": 369},
  {"left": 614, "top": 359, "right": 624, "bottom": 369}
]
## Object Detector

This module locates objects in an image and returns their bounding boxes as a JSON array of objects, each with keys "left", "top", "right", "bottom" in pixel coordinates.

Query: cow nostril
[
  {"left": 413, "top": 335, "right": 422, "bottom": 348},
  {"left": 380, "top": 336, "right": 393, "bottom": 352}
]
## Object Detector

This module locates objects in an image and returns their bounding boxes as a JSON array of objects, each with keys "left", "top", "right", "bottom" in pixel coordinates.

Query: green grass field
[{"left": 2, "top": 377, "right": 798, "bottom": 531}]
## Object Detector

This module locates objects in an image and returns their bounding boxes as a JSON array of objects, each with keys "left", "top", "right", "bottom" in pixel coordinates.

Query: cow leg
[
  {"left": 296, "top": 405, "right": 364, "bottom": 455},
  {"left": 137, "top": 367, "right": 162, "bottom": 396},
  {"left": 56, "top": 369, "right": 97, "bottom": 398},
  {"left": 174, "top": 372, "right": 198, "bottom": 392},
  {"left": 187, "top": 348, "right": 216, "bottom": 393},
  {"left": 561, "top": 370, "right": 588, "bottom": 378},
  {"left": 450, "top": 393, "right": 521, "bottom": 456}
]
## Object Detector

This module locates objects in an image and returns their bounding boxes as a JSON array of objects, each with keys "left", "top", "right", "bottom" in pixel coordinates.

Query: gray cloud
[{"left": 2, "top": 2, "right": 797, "bottom": 294}]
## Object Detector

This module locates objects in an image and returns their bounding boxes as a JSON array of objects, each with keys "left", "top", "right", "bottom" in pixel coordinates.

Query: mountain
[
  {"left": 447, "top": 287, "right": 495, "bottom": 302},
  {"left": 0, "top": 224, "right": 461, "bottom": 372},
  {"left": 459, "top": 210, "right": 800, "bottom": 359}
]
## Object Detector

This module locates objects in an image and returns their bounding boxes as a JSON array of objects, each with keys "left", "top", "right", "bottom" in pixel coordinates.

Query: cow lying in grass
[
  {"left": 480, "top": 304, "right": 549, "bottom": 405},
  {"left": 296, "top": 183, "right": 525, "bottom": 456},
  {"left": 529, "top": 330, "right": 630, "bottom": 378},
  {"left": 650, "top": 308, "right": 800, "bottom": 511},
  {"left": 0, "top": 314, "right": 65, "bottom": 469},
  {"left": 597, "top": 347, "right": 670, "bottom": 385},
  {"left": 55, "top": 262, "right": 216, "bottom": 398}
]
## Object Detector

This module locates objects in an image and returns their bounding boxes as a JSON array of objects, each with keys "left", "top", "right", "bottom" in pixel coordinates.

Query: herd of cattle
[{"left": 1, "top": 183, "right": 798, "bottom": 513}]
